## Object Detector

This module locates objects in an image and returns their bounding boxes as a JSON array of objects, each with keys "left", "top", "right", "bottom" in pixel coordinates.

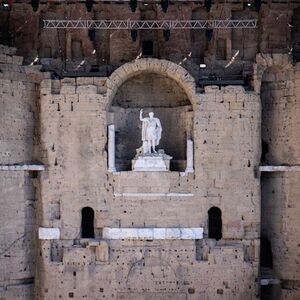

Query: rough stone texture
[
  {"left": 2, "top": 1, "right": 299, "bottom": 84},
  {"left": 0, "top": 1, "right": 300, "bottom": 299},
  {"left": 261, "top": 63, "right": 300, "bottom": 165},
  {"left": 0, "top": 45, "right": 43, "bottom": 299},
  {"left": 259, "top": 59, "right": 300, "bottom": 299},
  {"left": 31, "top": 58, "right": 261, "bottom": 299}
]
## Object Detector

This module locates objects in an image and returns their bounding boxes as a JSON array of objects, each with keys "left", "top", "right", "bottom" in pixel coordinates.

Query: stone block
[
  {"left": 229, "top": 101, "right": 244, "bottom": 110},
  {"left": 165, "top": 228, "right": 181, "bottom": 239},
  {"left": 153, "top": 228, "right": 166, "bottom": 239},
  {"left": 102, "top": 227, "right": 204, "bottom": 240},
  {"left": 76, "top": 85, "right": 97, "bottom": 94},
  {"left": 204, "top": 85, "right": 219, "bottom": 93},
  {"left": 60, "top": 85, "right": 76, "bottom": 95},
  {"left": 12, "top": 56, "right": 23, "bottom": 65},
  {"left": 61, "top": 78, "right": 75, "bottom": 85},
  {"left": 6, "top": 56, "right": 12, "bottom": 64},
  {"left": 38, "top": 227, "right": 60, "bottom": 240},
  {"left": 132, "top": 154, "right": 172, "bottom": 172},
  {"left": 180, "top": 228, "right": 203, "bottom": 239},
  {"left": 93, "top": 77, "right": 107, "bottom": 86},
  {"left": 96, "top": 241, "right": 109, "bottom": 262},
  {"left": 0, "top": 54, "right": 6, "bottom": 63},
  {"left": 76, "top": 77, "right": 94, "bottom": 85}
]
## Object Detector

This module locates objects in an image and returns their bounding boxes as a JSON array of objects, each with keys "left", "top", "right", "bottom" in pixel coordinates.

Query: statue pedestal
[{"left": 132, "top": 152, "right": 172, "bottom": 172}]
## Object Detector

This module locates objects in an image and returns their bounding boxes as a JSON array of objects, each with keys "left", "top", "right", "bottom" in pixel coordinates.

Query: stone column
[
  {"left": 108, "top": 124, "right": 116, "bottom": 172},
  {"left": 185, "top": 139, "right": 194, "bottom": 173}
]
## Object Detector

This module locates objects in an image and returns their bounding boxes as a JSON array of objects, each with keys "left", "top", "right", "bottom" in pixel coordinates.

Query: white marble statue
[{"left": 139, "top": 109, "right": 162, "bottom": 154}]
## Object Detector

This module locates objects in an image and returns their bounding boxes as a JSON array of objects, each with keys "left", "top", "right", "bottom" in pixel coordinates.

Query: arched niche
[
  {"left": 208, "top": 206, "right": 222, "bottom": 241},
  {"left": 110, "top": 72, "right": 193, "bottom": 171},
  {"left": 81, "top": 207, "right": 95, "bottom": 239}
]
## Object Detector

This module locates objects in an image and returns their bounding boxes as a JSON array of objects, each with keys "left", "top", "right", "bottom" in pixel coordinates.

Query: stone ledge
[
  {"left": 38, "top": 227, "right": 60, "bottom": 240},
  {"left": 0, "top": 164, "right": 45, "bottom": 171},
  {"left": 260, "top": 278, "right": 280, "bottom": 286},
  {"left": 102, "top": 227, "right": 203, "bottom": 240},
  {"left": 259, "top": 165, "right": 300, "bottom": 172},
  {"left": 114, "top": 192, "right": 194, "bottom": 197}
]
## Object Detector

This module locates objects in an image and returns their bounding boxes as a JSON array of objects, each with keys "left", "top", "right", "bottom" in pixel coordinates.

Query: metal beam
[{"left": 43, "top": 19, "right": 257, "bottom": 30}]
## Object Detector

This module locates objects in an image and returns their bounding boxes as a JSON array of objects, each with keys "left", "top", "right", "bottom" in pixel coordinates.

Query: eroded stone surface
[{"left": 0, "top": 3, "right": 300, "bottom": 297}]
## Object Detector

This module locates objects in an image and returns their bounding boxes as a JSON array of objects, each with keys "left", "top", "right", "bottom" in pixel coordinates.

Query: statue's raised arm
[{"left": 140, "top": 109, "right": 146, "bottom": 122}]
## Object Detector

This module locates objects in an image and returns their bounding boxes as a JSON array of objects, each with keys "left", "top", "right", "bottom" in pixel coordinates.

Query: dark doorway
[
  {"left": 142, "top": 41, "right": 153, "bottom": 56},
  {"left": 208, "top": 207, "right": 222, "bottom": 240},
  {"left": 261, "top": 236, "right": 273, "bottom": 268},
  {"left": 81, "top": 207, "right": 95, "bottom": 238},
  {"left": 292, "top": 8, "right": 300, "bottom": 62}
]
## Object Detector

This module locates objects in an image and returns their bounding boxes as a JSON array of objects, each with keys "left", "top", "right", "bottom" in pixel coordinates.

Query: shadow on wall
[{"left": 111, "top": 72, "right": 193, "bottom": 171}]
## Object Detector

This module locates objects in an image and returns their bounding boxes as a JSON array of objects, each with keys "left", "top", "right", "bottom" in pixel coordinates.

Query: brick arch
[
  {"left": 253, "top": 53, "right": 293, "bottom": 93},
  {"left": 106, "top": 58, "right": 197, "bottom": 109}
]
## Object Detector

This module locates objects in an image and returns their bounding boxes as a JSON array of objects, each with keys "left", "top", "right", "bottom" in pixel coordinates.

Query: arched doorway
[
  {"left": 81, "top": 207, "right": 95, "bottom": 238},
  {"left": 208, "top": 207, "right": 222, "bottom": 240}
]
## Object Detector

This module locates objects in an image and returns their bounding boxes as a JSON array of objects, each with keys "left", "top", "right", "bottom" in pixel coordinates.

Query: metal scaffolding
[{"left": 43, "top": 19, "right": 257, "bottom": 30}]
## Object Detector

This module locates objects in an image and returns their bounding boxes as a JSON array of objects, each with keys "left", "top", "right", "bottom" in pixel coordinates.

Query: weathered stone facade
[
  {"left": 0, "top": 1, "right": 300, "bottom": 299},
  {"left": 33, "top": 59, "right": 260, "bottom": 299}
]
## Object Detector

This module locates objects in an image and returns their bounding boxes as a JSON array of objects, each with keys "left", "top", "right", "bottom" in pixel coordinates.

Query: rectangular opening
[{"left": 142, "top": 41, "right": 153, "bottom": 56}]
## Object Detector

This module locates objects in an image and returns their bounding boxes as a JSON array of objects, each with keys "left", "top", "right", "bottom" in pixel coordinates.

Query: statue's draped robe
[{"left": 141, "top": 117, "right": 162, "bottom": 146}]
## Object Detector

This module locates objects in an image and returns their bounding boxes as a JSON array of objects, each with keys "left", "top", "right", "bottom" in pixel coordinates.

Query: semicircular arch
[{"left": 106, "top": 58, "right": 197, "bottom": 109}]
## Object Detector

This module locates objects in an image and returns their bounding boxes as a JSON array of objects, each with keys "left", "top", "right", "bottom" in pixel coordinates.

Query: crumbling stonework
[
  {"left": 0, "top": 1, "right": 300, "bottom": 299},
  {"left": 29, "top": 58, "right": 260, "bottom": 299},
  {"left": 0, "top": 45, "right": 43, "bottom": 299}
]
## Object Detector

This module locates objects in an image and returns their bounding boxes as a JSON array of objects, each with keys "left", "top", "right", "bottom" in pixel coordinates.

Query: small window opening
[
  {"left": 81, "top": 207, "right": 95, "bottom": 238},
  {"left": 142, "top": 41, "right": 153, "bottom": 56},
  {"left": 208, "top": 207, "right": 222, "bottom": 240}
]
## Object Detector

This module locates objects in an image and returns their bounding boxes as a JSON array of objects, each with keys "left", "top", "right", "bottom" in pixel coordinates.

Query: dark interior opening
[
  {"left": 208, "top": 207, "right": 222, "bottom": 240},
  {"left": 292, "top": 8, "right": 300, "bottom": 63},
  {"left": 81, "top": 207, "right": 95, "bottom": 238},
  {"left": 261, "top": 139, "right": 269, "bottom": 164},
  {"left": 142, "top": 41, "right": 154, "bottom": 56},
  {"left": 261, "top": 236, "right": 273, "bottom": 268}
]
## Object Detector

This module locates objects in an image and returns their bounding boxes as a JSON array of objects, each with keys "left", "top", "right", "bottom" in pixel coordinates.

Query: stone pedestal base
[{"left": 132, "top": 153, "right": 172, "bottom": 171}]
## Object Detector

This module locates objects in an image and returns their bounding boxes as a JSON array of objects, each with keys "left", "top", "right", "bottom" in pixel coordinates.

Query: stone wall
[
  {"left": 1, "top": 38, "right": 300, "bottom": 299},
  {"left": 259, "top": 58, "right": 300, "bottom": 299},
  {"left": 261, "top": 64, "right": 300, "bottom": 165},
  {"left": 1, "top": 1, "right": 300, "bottom": 75},
  {"left": 0, "top": 45, "right": 42, "bottom": 299},
  {"left": 35, "top": 59, "right": 261, "bottom": 299}
]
